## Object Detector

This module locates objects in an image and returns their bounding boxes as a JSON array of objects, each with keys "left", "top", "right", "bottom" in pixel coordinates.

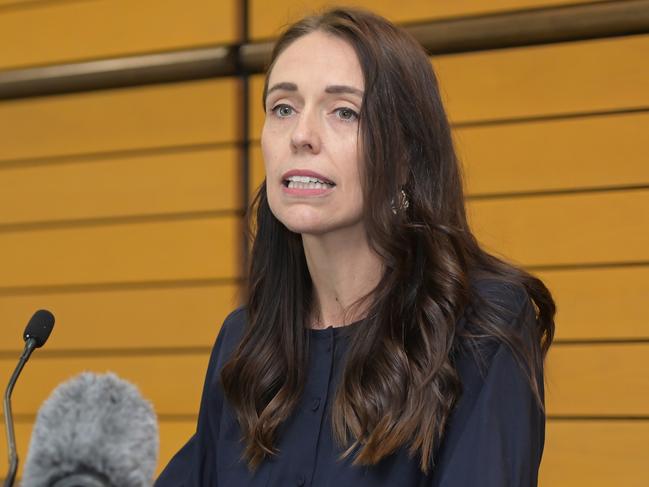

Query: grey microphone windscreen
[{"left": 21, "top": 372, "right": 159, "bottom": 487}]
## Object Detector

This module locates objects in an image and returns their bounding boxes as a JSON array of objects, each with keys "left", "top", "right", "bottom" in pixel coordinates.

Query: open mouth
[{"left": 283, "top": 176, "right": 336, "bottom": 190}]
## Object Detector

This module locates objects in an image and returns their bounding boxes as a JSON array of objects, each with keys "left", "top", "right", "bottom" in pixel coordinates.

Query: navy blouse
[{"left": 155, "top": 280, "right": 545, "bottom": 486}]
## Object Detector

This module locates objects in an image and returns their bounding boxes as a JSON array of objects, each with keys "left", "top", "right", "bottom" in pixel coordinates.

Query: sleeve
[
  {"left": 431, "top": 300, "right": 545, "bottom": 487},
  {"left": 154, "top": 309, "right": 241, "bottom": 487}
]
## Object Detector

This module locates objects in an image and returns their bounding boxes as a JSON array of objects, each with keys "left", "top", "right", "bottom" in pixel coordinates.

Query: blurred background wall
[{"left": 0, "top": 0, "right": 647, "bottom": 485}]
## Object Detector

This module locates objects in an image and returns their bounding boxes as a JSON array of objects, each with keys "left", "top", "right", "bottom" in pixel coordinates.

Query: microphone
[
  {"left": 21, "top": 372, "right": 159, "bottom": 487},
  {"left": 2, "top": 309, "right": 55, "bottom": 487}
]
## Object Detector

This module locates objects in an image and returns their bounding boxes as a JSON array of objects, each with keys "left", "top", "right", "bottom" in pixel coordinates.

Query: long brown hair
[{"left": 221, "top": 7, "right": 555, "bottom": 474}]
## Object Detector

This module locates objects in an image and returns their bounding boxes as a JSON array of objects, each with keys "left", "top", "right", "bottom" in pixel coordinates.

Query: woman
[{"left": 156, "top": 7, "right": 555, "bottom": 487}]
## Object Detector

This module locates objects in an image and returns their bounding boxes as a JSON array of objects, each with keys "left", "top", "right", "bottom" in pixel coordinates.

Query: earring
[{"left": 391, "top": 189, "right": 410, "bottom": 215}]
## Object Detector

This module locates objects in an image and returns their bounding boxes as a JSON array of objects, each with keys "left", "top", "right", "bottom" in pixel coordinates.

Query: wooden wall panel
[
  {"left": 540, "top": 421, "right": 649, "bottom": 487},
  {"left": 0, "top": 354, "right": 211, "bottom": 416},
  {"left": 0, "top": 147, "right": 240, "bottom": 225},
  {"left": 433, "top": 33, "right": 649, "bottom": 123},
  {"left": 249, "top": 75, "right": 266, "bottom": 140},
  {"left": 0, "top": 216, "right": 240, "bottom": 288},
  {"left": 468, "top": 189, "right": 649, "bottom": 267},
  {"left": 0, "top": 0, "right": 239, "bottom": 70},
  {"left": 249, "top": 0, "right": 603, "bottom": 41},
  {"left": 0, "top": 284, "right": 241, "bottom": 351},
  {"left": 0, "top": 79, "right": 239, "bottom": 161},
  {"left": 455, "top": 111, "right": 649, "bottom": 195},
  {"left": 249, "top": 145, "right": 265, "bottom": 198},
  {"left": 546, "top": 344, "right": 649, "bottom": 416},
  {"left": 538, "top": 266, "right": 649, "bottom": 341},
  {"left": 249, "top": 34, "right": 649, "bottom": 137}
]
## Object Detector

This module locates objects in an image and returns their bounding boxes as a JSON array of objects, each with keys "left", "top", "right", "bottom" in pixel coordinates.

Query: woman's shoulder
[
  {"left": 219, "top": 305, "right": 248, "bottom": 338},
  {"left": 469, "top": 277, "right": 532, "bottom": 323},
  {"left": 455, "top": 277, "right": 538, "bottom": 370},
  {"left": 220, "top": 304, "right": 249, "bottom": 337},
  {"left": 207, "top": 306, "right": 249, "bottom": 367},
  {"left": 462, "top": 277, "right": 536, "bottom": 338}
]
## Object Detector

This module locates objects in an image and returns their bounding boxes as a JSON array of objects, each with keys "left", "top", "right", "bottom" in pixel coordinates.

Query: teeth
[
  {"left": 286, "top": 175, "right": 333, "bottom": 185},
  {"left": 288, "top": 181, "right": 331, "bottom": 190}
]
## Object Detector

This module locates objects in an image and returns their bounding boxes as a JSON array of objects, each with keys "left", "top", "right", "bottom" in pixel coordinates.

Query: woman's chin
[
  {"left": 281, "top": 217, "right": 365, "bottom": 238},
  {"left": 271, "top": 205, "right": 363, "bottom": 237},
  {"left": 282, "top": 219, "right": 332, "bottom": 236},
  {"left": 272, "top": 207, "right": 327, "bottom": 234}
]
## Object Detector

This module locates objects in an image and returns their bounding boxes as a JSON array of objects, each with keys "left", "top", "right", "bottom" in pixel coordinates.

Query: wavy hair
[{"left": 221, "top": 7, "right": 555, "bottom": 474}]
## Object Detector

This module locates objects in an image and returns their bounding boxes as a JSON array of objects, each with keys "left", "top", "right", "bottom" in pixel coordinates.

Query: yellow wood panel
[
  {"left": 468, "top": 189, "right": 649, "bottom": 267},
  {"left": 0, "top": 147, "right": 241, "bottom": 225},
  {"left": 0, "top": 421, "right": 32, "bottom": 481},
  {"left": 538, "top": 266, "right": 649, "bottom": 341},
  {"left": 250, "top": 144, "right": 265, "bottom": 198},
  {"left": 0, "top": 419, "right": 197, "bottom": 479},
  {"left": 540, "top": 420, "right": 649, "bottom": 487},
  {"left": 249, "top": 75, "right": 265, "bottom": 141},
  {"left": 249, "top": 34, "right": 649, "bottom": 136},
  {"left": 456, "top": 111, "right": 649, "bottom": 195},
  {"left": 0, "top": 0, "right": 238, "bottom": 70},
  {"left": 0, "top": 284, "right": 242, "bottom": 351},
  {"left": 249, "top": 0, "right": 603, "bottom": 41},
  {"left": 546, "top": 344, "right": 649, "bottom": 416},
  {"left": 0, "top": 79, "right": 239, "bottom": 161},
  {"left": 0, "top": 355, "right": 210, "bottom": 416},
  {"left": 434, "top": 33, "right": 649, "bottom": 123},
  {"left": 0, "top": 216, "right": 240, "bottom": 288}
]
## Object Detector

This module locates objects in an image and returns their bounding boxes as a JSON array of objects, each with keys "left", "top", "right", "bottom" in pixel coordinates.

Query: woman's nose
[{"left": 290, "top": 109, "right": 321, "bottom": 154}]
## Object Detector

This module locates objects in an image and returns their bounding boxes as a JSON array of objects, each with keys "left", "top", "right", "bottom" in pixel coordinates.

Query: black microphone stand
[{"left": 3, "top": 338, "right": 38, "bottom": 487}]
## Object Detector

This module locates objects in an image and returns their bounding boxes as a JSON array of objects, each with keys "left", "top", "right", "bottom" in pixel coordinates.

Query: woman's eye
[
  {"left": 271, "top": 104, "right": 294, "bottom": 118},
  {"left": 335, "top": 107, "right": 359, "bottom": 122}
]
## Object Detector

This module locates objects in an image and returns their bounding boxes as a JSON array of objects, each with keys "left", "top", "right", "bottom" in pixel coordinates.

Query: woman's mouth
[{"left": 282, "top": 175, "right": 336, "bottom": 196}]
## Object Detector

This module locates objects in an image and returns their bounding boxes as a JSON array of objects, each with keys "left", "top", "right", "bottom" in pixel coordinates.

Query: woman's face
[{"left": 261, "top": 31, "right": 365, "bottom": 236}]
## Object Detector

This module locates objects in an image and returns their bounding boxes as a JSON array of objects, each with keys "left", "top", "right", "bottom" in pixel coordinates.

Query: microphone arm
[{"left": 3, "top": 338, "right": 38, "bottom": 487}]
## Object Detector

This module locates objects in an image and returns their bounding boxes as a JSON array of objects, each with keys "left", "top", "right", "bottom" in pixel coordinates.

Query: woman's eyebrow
[
  {"left": 267, "top": 82, "right": 297, "bottom": 96},
  {"left": 266, "top": 82, "right": 363, "bottom": 98},
  {"left": 324, "top": 85, "right": 363, "bottom": 97}
]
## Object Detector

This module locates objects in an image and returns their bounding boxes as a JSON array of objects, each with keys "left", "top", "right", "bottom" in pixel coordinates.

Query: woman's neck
[{"left": 302, "top": 226, "right": 383, "bottom": 329}]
